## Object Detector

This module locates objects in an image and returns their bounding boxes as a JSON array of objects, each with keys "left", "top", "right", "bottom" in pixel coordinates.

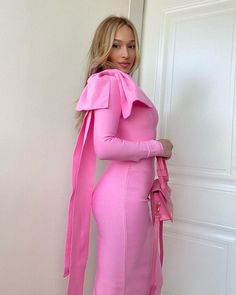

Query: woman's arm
[{"left": 93, "top": 78, "right": 164, "bottom": 162}]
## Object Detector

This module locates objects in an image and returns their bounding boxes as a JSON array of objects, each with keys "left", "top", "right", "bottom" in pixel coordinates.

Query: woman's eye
[
  {"left": 112, "top": 44, "right": 120, "bottom": 48},
  {"left": 129, "top": 45, "right": 136, "bottom": 49}
]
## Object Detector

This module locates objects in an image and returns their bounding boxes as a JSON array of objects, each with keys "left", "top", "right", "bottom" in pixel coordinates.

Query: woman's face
[{"left": 108, "top": 25, "right": 136, "bottom": 74}]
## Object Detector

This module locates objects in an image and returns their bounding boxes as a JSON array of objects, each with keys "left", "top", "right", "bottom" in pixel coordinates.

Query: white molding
[
  {"left": 128, "top": 0, "right": 145, "bottom": 83},
  {"left": 158, "top": 6, "right": 236, "bottom": 181},
  {"left": 128, "top": 0, "right": 145, "bottom": 41},
  {"left": 166, "top": 217, "right": 236, "bottom": 235},
  {"left": 157, "top": 0, "right": 236, "bottom": 14},
  {"left": 170, "top": 176, "right": 236, "bottom": 193},
  {"left": 163, "top": 218, "right": 236, "bottom": 295},
  {"left": 231, "top": 9, "right": 236, "bottom": 178}
]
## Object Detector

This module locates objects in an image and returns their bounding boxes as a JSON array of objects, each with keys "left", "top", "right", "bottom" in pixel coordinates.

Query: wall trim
[{"left": 128, "top": 0, "right": 145, "bottom": 82}]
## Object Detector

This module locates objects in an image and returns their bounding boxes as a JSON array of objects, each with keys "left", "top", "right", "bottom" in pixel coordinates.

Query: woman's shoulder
[
  {"left": 76, "top": 70, "right": 122, "bottom": 112},
  {"left": 86, "top": 69, "right": 118, "bottom": 89},
  {"left": 87, "top": 68, "right": 133, "bottom": 84},
  {"left": 76, "top": 68, "right": 153, "bottom": 117}
]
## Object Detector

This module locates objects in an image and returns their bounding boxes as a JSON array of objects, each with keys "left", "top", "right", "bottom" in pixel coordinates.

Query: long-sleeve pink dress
[{"left": 64, "top": 69, "right": 164, "bottom": 295}]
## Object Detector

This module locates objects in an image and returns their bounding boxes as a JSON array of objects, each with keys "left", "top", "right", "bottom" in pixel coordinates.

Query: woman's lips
[{"left": 119, "top": 62, "right": 130, "bottom": 68}]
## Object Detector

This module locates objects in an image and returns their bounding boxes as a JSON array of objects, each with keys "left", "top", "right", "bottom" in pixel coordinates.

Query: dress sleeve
[{"left": 93, "top": 76, "right": 164, "bottom": 162}]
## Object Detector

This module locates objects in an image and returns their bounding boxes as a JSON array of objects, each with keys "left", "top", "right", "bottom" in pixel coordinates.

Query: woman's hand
[{"left": 158, "top": 139, "right": 173, "bottom": 159}]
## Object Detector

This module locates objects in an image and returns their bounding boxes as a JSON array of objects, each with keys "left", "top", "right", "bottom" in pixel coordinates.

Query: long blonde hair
[{"left": 75, "top": 15, "right": 140, "bottom": 130}]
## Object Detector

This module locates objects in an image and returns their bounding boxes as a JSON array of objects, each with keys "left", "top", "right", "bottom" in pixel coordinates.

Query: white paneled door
[{"left": 140, "top": 1, "right": 236, "bottom": 294}]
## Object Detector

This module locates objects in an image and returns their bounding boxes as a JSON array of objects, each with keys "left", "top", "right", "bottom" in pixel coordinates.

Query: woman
[{"left": 64, "top": 16, "right": 173, "bottom": 295}]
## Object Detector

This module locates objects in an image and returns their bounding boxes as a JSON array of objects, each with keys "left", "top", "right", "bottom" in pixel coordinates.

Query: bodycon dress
[{"left": 87, "top": 69, "right": 164, "bottom": 295}]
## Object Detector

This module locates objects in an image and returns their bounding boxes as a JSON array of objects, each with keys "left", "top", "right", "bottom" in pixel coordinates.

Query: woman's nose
[{"left": 121, "top": 46, "right": 129, "bottom": 58}]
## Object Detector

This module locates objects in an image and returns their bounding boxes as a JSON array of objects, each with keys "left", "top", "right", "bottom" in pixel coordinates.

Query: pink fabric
[
  {"left": 63, "top": 111, "right": 96, "bottom": 295},
  {"left": 149, "top": 219, "right": 163, "bottom": 295},
  {"left": 64, "top": 69, "right": 164, "bottom": 295}
]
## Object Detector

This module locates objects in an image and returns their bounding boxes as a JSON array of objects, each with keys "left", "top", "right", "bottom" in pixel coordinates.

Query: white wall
[{"left": 0, "top": 1, "right": 130, "bottom": 294}]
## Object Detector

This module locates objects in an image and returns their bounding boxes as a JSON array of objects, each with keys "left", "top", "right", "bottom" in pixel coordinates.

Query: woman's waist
[
  {"left": 108, "top": 157, "right": 154, "bottom": 169},
  {"left": 105, "top": 157, "right": 155, "bottom": 181},
  {"left": 94, "top": 158, "right": 155, "bottom": 194}
]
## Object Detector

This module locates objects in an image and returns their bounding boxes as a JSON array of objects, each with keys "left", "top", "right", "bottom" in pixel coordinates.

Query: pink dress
[{"left": 64, "top": 69, "right": 164, "bottom": 295}]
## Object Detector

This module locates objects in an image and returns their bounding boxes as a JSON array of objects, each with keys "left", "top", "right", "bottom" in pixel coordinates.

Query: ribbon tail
[{"left": 63, "top": 111, "right": 96, "bottom": 295}]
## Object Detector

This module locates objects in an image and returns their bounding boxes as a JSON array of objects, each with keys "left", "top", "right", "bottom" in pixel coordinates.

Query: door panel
[{"left": 140, "top": 1, "right": 236, "bottom": 294}]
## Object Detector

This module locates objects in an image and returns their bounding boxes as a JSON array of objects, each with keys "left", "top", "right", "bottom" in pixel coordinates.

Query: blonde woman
[{"left": 64, "top": 16, "right": 173, "bottom": 295}]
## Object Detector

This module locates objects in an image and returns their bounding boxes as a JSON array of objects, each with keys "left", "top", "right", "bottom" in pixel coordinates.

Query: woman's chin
[{"left": 117, "top": 66, "right": 131, "bottom": 74}]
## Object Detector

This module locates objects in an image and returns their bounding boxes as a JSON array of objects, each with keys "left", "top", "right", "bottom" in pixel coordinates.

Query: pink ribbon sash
[{"left": 64, "top": 111, "right": 96, "bottom": 295}]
